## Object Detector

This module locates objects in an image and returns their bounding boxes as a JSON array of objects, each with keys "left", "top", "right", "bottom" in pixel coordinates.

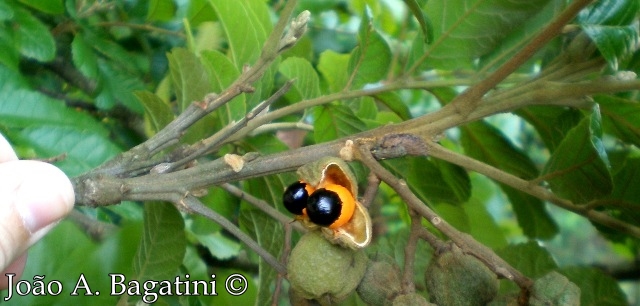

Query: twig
[
  {"left": 355, "top": 141, "right": 533, "bottom": 290},
  {"left": 220, "top": 183, "right": 305, "bottom": 233},
  {"left": 448, "top": 0, "right": 595, "bottom": 116},
  {"left": 360, "top": 171, "right": 381, "bottom": 208},
  {"left": 175, "top": 194, "right": 287, "bottom": 275},
  {"left": 248, "top": 122, "right": 313, "bottom": 137},
  {"left": 401, "top": 211, "right": 421, "bottom": 293},
  {"left": 425, "top": 141, "right": 640, "bottom": 238},
  {"left": 165, "top": 80, "right": 295, "bottom": 172}
]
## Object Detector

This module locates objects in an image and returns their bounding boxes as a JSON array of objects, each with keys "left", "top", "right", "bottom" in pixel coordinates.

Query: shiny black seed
[
  {"left": 306, "top": 188, "right": 342, "bottom": 227},
  {"left": 283, "top": 181, "right": 309, "bottom": 215}
]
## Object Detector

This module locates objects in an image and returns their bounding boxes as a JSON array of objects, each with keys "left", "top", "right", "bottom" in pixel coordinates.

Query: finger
[
  {"left": 0, "top": 253, "right": 26, "bottom": 290},
  {"left": 0, "top": 134, "right": 18, "bottom": 163},
  {"left": 0, "top": 160, "right": 75, "bottom": 271}
]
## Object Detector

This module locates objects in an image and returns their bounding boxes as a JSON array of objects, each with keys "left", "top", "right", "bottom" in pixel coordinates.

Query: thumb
[{"left": 0, "top": 160, "right": 75, "bottom": 270}]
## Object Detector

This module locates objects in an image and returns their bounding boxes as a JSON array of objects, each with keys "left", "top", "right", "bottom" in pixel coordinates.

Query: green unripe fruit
[
  {"left": 392, "top": 293, "right": 436, "bottom": 306},
  {"left": 529, "top": 271, "right": 580, "bottom": 306},
  {"left": 287, "top": 231, "right": 368, "bottom": 304},
  {"left": 356, "top": 259, "right": 402, "bottom": 306},
  {"left": 425, "top": 245, "right": 499, "bottom": 306}
]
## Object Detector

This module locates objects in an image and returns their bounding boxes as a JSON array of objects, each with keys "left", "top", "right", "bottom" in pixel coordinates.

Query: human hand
[{"left": 0, "top": 134, "right": 74, "bottom": 289}]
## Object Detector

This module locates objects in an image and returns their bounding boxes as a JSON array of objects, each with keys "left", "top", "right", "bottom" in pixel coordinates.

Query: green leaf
[
  {"left": 402, "top": 0, "right": 433, "bottom": 43},
  {"left": 72, "top": 33, "right": 99, "bottom": 79},
  {"left": 147, "top": 0, "right": 176, "bottom": 22},
  {"left": 133, "top": 203, "right": 186, "bottom": 282},
  {"left": 208, "top": 0, "right": 271, "bottom": 69},
  {"left": 500, "top": 185, "right": 559, "bottom": 240},
  {"left": 461, "top": 121, "right": 558, "bottom": 239},
  {"left": 193, "top": 231, "right": 241, "bottom": 260},
  {"left": 95, "top": 61, "right": 146, "bottom": 113},
  {"left": 577, "top": 0, "right": 639, "bottom": 26},
  {"left": 347, "top": 12, "right": 391, "bottom": 89},
  {"left": 560, "top": 267, "right": 628, "bottom": 306},
  {"left": 12, "top": 7, "right": 56, "bottom": 61},
  {"left": 135, "top": 91, "right": 174, "bottom": 134},
  {"left": 599, "top": 158, "right": 640, "bottom": 238},
  {"left": 373, "top": 92, "right": 412, "bottom": 120},
  {"left": 18, "top": 0, "right": 64, "bottom": 14},
  {"left": 516, "top": 106, "right": 582, "bottom": 152},
  {"left": 385, "top": 157, "right": 470, "bottom": 205},
  {"left": 167, "top": 48, "right": 212, "bottom": 111},
  {"left": 542, "top": 108, "right": 613, "bottom": 203},
  {"left": 0, "top": 88, "right": 107, "bottom": 133},
  {"left": 278, "top": 56, "right": 321, "bottom": 101},
  {"left": 423, "top": 0, "right": 553, "bottom": 69},
  {"left": 465, "top": 197, "right": 508, "bottom": 249},
  {"left": 239, "top": 209, "right": 283, "bottom": 306},
  {"left": 16, "top": 125, "right": 122, "bottom": 176},
  {"left": 313, "top": 104, "right": 366, "bottom": 143},
  {"left": 582, "top": 23, "right": 640, "bottom": 70},
  {"left": 598, "top": 94, "right": 640, "bottom": 147},
  {"left": 318, "top": 50, "right": 351, "bottom": 93},
  {"left": 200, "top": 49, "right": 245, "bottom": 126},
  {"left": 496, "top": 242, "right": 558, "bottom": 293}
]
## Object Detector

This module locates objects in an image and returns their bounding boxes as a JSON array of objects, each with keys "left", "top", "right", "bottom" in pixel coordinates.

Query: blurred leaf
[
  {"left": 201, "top": 49, "right": 245, "bottom": 126},
  {"left": 167, "top": 48, "right": 212, "bottom": 111},
  {"left": 278, "top": 56, "right": 321, "bottom": 101},
  {"left": 0, "top": 1, "right": 14, "bottom": 20},
  {"left": 3, "top": 221, "right": 142, "bottom": 304},
  {"left": 11, "top": 7, "right": 55, "bottom": 61},
  {"left": 313, "top": 104, "right": 366, "bottom": 143},
  {"left": 147, "top": 0, "right": 176, "bottom": 22},
  {"left": 367, "top": 228, "right": 433, "bottom": 290},
  {"left": 187, "top": 0, "right": 216, "bottom": 26},
  {"left": 402, "top": 0, "right": 433, "bottom": 43},
  {"left": 71, "top": 33, "right": 99, "bottom": 79},
  {"left": 598, "top": 94, "right": 640, "bottom": 147},
  {"left": 133, "top": 203, "right": 186, "bottom": 282},
  {"left": 239, "top": 209, "right": 283, "bottom": 306},
  {"left": 542, "top": 108, "right": 613, "bottom": 203},
  {"left": 423, "top": 0, "right": 552, "bottom": 69},
  {"left": 347, "top": 12, "right": 391, "bottom": 89},
  {"left": 435, "top": 159, "right": 471, "bottom": 203},
  {"left": 465, "top": 198, "right": 508, "bottom": 249},
  {"left": 19, "top": 0, "right": 64, "bottom": 14},
  {"left": 583, "top": 22, "right": 640, "bottom": 70},
  {"left": 0, "top": 89, "right": 106, "bottom": 134},
  {"left": 461, "top": 121, "right": 558, "bottom": 239},
  {"left": 577, "top": 0, "right": 639, "bottom": 26},
  {"left": 16, "top": 125, "right": 122, "bottom": 176},
  {"left": 560, "top": 267, "right": 628, "bottom": 306},
  {"left": 135, "top": 91, "right": 174, "bottom": 134},
  {"left": 318, "top": 50, "right": 350, "bottom": 92},
  {"left": 208, "top": 0, "right": 271, "bottom": 69},
  {"left": 95, "top": 61, "right": 146, "bottom": 113}
]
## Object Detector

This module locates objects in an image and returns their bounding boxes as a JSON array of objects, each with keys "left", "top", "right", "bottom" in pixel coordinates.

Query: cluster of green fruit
[{"left": 287, "top": 232, "right": 580, "bottom": 305}]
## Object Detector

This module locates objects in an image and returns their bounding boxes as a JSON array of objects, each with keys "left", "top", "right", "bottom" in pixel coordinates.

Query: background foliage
[{"left": 0, "top": 0, "right": 638, "bottom": 304}]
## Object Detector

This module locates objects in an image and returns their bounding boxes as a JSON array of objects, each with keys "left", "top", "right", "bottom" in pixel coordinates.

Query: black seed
[
  {"left": 306, "top": 188, "right": 342, "bottom": 226},
  {"left": 283, "top": 181, "right": 309, "bottom": 215}
]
